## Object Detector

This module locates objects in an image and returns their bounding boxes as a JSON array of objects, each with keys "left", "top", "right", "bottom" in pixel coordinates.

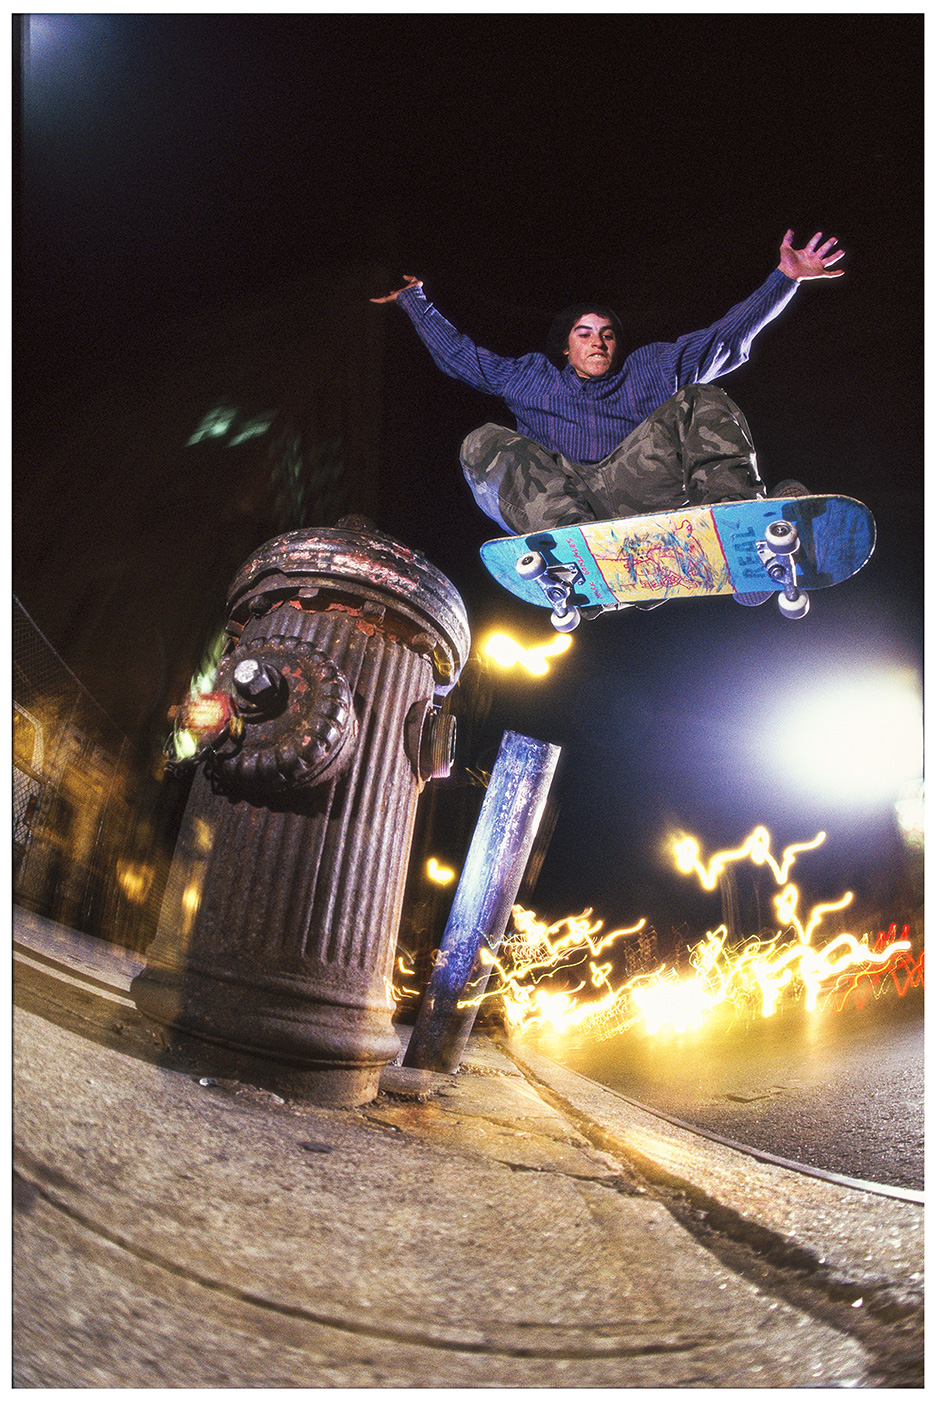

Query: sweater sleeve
[
  {"left": 658, "top": 268, "right": 800, "bottom": 389},
  {"left": 396, "top": 284, "right": 521, "bottom": 396}
]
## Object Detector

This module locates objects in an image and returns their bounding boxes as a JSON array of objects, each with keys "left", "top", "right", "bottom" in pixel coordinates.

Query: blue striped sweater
[{"left": 398, "top": 269, "right": 798, "bottom": 464}]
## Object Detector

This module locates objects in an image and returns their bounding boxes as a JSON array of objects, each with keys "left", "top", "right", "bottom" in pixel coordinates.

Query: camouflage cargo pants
[{"left": 460, "top": 384, "right": 763, "bottom": 533}]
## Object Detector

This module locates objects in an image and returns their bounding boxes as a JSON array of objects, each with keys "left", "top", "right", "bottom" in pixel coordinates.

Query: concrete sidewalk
[{"left": 13, "top": 908, "right": 924, "bottom": 1388}]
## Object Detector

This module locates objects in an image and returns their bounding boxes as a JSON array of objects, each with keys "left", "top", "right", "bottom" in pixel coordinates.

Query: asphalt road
[{"left": 522, "top": 984, "right": 924, "bottom": 1192}]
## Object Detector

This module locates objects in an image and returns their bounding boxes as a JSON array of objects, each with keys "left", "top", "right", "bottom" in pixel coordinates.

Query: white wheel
[
  {"left": 765, "top": 520, "right": 799, "bottom": 554},
  {"left": 551, "top": 605, "right": 580, "bottom": 633},
  {"left": 516, "top": 551, "right": 547, "bottom": 581},
  {"left": 778, "top": 590, "right": 810, "bottom": 620}
]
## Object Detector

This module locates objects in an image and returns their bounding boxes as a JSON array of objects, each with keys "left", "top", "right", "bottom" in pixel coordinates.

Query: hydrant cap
[{"left": 227, "top": 521, "right": 471, "bottom": 690}]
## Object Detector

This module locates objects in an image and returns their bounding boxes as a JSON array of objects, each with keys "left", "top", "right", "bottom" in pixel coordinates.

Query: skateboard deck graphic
[{"left": 480, "top": 496, "right": 875, "bottom": 628}]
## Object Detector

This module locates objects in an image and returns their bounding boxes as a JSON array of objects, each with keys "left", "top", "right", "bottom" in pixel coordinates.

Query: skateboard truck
[
  {"left": 756, "top": 521, "right": 810, "bottom": 619},
  {"left": 515, "top": 550, "right": 661, "bottom": 629},
  {"left": 515, "top": 551, "right": 581, "bottom": 632}
]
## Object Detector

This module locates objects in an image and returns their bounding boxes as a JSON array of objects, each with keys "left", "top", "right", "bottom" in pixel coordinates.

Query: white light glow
[{"left": 779, "top": 671, "right": 922, "bottom": 804}]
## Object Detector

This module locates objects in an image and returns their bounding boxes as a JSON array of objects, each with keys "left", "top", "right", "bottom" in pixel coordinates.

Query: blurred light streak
[
  {"left": 674, "top": 826, "right": 825, "bottom": 889},
  {"left": 172, "top": 728, "right": 199, "bottom": 762},
  {"left": 441, "top": 827, "right": 916, "bottom": 1041},
  {"left": 460, "top": 909, "right": 647, "bottom": 1035},
  {"left": 828, "top": 926, "right": 924, "bottom": 1010},
  {"left": 181, "top": 880, "right": 202, "bottom": 934},
  {"left": 393, "top": 953, "right": 421, "bottom": 1000},
  {"left": 483, "top": 631, "right": 572, "bottom": 676},
  {"left": 773, "top": 885, "right": 853, "bottom": 944},
  {"left": 166, "top": 628, "right": 229, "bottom": 765},
  {"left": 115, "top": 860, "right": 154, "bottom": 904},
  {"left": 178, "top": 691, "right": 235, "bottom": 741},
  {"left": 427, "top": 857, "right": 456, "bottom": 886}
]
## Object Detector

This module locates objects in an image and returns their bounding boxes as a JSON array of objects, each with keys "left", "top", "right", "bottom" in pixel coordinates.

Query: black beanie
[{"left": 546, "top": 303, "right": 624, "bottom": 365}]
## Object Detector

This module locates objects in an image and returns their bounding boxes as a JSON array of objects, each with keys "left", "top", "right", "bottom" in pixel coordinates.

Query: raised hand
[
  {"left": 370, "top": 275, "right": 424, "bottom": 303},
  {"left": 777, "top": 230, "right": 845, "bottom": 281}
]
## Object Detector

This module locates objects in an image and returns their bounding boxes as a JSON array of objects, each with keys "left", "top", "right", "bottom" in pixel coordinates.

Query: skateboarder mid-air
[{"left": 371, "top": 231, "right": 845, "bottom": 536}]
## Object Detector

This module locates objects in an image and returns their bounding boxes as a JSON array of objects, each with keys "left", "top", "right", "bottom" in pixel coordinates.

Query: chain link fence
[{"left": 13, "top": 597, "right": 174, "bottom": 951}]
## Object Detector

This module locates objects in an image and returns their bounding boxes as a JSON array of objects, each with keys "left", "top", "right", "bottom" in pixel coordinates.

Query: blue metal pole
[{"left": 403, "top": 730, "right": 561, "bottom": 1072}]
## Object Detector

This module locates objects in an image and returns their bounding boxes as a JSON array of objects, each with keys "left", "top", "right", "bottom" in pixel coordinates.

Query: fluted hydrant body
[{"left": 131, "top": 521, "right": 470, "bottom": 1106}]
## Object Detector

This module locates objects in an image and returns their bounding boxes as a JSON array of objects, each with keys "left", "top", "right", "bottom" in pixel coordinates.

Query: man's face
[{"left": 564, "top": 314, "right": 618, "bottom": 379}]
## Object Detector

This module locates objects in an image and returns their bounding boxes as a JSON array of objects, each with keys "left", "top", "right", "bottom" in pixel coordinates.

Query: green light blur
[
  {"left": 174, "top": 729, "right": 199, "bottom": 761},
  {"left": 167, "top": 627, "right": 228, "bottom": 764},
  {"left": 186, "top": 404, "right": 275, "bottom": 449}
]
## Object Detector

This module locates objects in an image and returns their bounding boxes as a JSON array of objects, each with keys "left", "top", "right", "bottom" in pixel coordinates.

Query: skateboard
[{"left": 480, "top": 495, "right": 876, "bottom": 631}]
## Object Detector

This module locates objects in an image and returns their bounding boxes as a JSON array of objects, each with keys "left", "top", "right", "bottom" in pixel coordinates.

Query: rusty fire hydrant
[{"left": 131, "top": 518, "right": 470, "bottom": 1106}]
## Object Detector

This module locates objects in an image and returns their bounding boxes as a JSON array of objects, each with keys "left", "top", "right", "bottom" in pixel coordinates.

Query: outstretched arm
[
  {"left": 661, "top": 231, "right": 843, "bottom": 388},
  {"left": 777, "top": 230, "right": 845, "bottom": 281},
  {"left": 369, "top": 275, "right": 523, "bottom": 397}
]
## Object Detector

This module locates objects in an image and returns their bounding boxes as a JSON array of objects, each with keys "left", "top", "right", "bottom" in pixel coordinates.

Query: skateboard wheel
[
  {"left": 765, "top": 520, "right": 799, "bottom": 554},
  {"left": 515, "top": 551, "right": 547, "bottom": 581},
  {"left": 778, "top": 590, "right": 810, "bottom": 619},
  {"left": 551, "top": 605, "right": 580, "bottom": 633}
]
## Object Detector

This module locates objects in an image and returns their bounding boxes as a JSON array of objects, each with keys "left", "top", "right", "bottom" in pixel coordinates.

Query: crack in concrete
[
  {"left": 364, "top": 1097, "right": 631, "bottom": 1187},
  {"left": 14, "top": 1158, "right": 705, "bottom": 1362}
]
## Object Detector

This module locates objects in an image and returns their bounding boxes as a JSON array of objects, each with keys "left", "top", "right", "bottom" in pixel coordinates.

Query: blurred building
[
  {"left": 14, "top": 263, "right": 388, "bottom": 754},
  {"left": 13, "top": 264, "right": 395, "bottom": 947},
  {"left": 13, "top": 596, "right": 172, "bottom": 952}
]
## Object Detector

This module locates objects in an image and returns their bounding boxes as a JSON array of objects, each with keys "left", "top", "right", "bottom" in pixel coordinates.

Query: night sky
[{"left": 14, "top": 13, "right": 924, "bottom": 936}]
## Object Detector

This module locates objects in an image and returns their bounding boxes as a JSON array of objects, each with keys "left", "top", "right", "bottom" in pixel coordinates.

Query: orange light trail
[
  {"left": 461, "top": 909, "right": 648, "bottom": 1036},
  {"left": 673, "top": 825, "right": 826, "bottom": 889},
  {"left": 829, "top": 925, "right": 924, "bottom": 1011},
  {"left": 424, "top": 826, "right": 919, "bottom": 1041},
  {"left": 483, "top": 631, "right": 572, "bottom": 676},
  {"left": 427, "top": 857, "right": 456, "bottom": 885}
]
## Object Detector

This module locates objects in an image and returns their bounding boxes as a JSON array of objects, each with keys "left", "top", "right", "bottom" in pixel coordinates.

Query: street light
[{"left": 773, "top": 668, "right": 922, "bottom": 806}]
